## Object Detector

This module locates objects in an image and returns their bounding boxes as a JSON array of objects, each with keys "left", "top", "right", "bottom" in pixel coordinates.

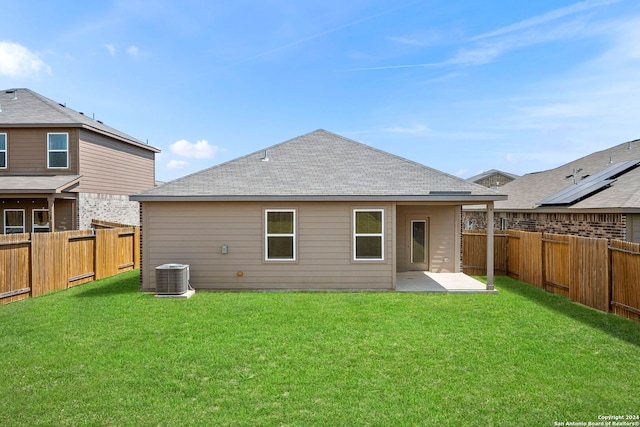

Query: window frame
[
  {"left": 4, "top": 209, "right": 25, "bottom": 234},
  {"left": 32, "top": 209, "right": 51, "bottom": 233},
  {"left": 0, "top": 133, "right": 6, "bottom": 169},
  {"left": 47, "top": 132, "right": 69, "bottom": 169},
  {"left": 264, "top": 209, "right": 297, "bottom": 262},
  {"left": 353, "top": 208, "right": 385, "bottom": 261}
]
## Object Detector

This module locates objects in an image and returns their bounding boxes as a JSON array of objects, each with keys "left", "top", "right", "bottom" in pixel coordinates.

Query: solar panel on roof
[
  {"left": 538, "top": 179, "right": 615, "bottom": 205},
  {"left": 538, "top": 158, "right": 640, "bottom": 206},
  {"left": 580, "top": 159, "right": 640, "bottom": 183}
]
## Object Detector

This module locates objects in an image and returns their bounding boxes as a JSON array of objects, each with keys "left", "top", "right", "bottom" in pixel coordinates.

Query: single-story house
[
  {"left": 464, "top": 138, "right": 640, "bottom": 242},
  {"left": 132, "top": 130, "right": 506, "bottom": 291}
]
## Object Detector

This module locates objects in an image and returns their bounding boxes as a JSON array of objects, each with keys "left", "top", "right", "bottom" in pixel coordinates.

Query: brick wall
[
  {"left": 463, "top": 210, "right": 627, "bottom": 240},
  {"left": 78, "top": 192, "right": 140, "bottom": 230}
]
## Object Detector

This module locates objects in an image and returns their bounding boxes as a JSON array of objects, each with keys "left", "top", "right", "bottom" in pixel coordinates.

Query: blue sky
[{"left": 2, "top": 0, "right": 640, "bottom": 182}]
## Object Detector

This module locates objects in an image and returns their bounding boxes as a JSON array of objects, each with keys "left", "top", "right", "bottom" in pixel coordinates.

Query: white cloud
[
  {"left": 0, "top": 41, "right": 51, "bottom": 78},
  {"left": 470, "top": 0, "right": 621, "bottom": 41},
  {"left": 352, "top": 0, "right": 612, "bottom": 72},
  {"left": 169, "top": 139, "right": 220, "bottom": 159},
  {"left": 126, "top": 45, "right": 139, "bottom": 59},
  {"left": 167, "top": 160, "right": 189, "bottom": 169},
  {"left": 105, "top": 44, "right": 116, "bottom": 56},
  {"left": 387, "top": 28, "right": 463, "bottom": 47},
  {"left": 384, "top": 124, "right": 431, "bottom": 134}
]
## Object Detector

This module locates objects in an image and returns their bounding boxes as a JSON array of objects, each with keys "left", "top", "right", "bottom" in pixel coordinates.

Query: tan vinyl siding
[
  {"left": 140, "top": 201, "right": 394, "bottom": 291},
  {"left": 78, "top": 130, "right": 155, "bottom": 195},
  {"left": 0, "top": 128, "right": 79, "bottom": 175},
  {"left": 396, "top": 204, "right": 460, "bottom": 273},
  {"left": 627, "top": 214, "right": 640, "bottom": 243}
]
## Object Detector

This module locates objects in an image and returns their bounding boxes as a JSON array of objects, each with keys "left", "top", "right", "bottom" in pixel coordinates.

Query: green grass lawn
[{"left": 1, "top": 271, "right": 639, "bottom": 426}]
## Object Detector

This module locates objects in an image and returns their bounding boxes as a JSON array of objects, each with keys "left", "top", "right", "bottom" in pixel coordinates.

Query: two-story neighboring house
[{"left": 0, "top": 88, "right": 160, "bottom": 234}]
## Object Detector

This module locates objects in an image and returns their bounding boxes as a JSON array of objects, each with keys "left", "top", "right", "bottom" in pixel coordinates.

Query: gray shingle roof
[
  {"left": 495, "top": 139, "right": 640, "bottom": 211},
  {"left": 0, "top": 88, "right": 159, "bottom": 152},
  {"left": 466, "top": 169, "right": 519, "bottom": 183},
  {"left": 0, "top": 175, "right": 81, "bottom": 193},
  {"left": 133, "top": 129, "right": 505, "bottom": 202}
]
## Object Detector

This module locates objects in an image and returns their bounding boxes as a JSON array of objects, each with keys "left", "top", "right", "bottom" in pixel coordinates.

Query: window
[
  {"left": 0, "top": 133, "right": 6, "bottom": 168},
  {"left": 4, "top": 209, "right": 25, "bottom": 234},
  {"left": 48, "top": 133, "right": 68, "bottom": 168},
  {"left": 32, "top": 209, "right": 50, "bottom": 233},
  {"left": 500, "top": 217, "right": 508, "bottom": 231},
  {"left": 265, "top": 209, "right": 296, "bottom": 261},
  {"left": 353, "top": 209, "right": 384, "bottom": 260}
]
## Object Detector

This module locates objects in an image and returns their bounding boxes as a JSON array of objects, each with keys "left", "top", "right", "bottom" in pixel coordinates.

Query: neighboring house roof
[
  {"left": 0, "top": 175, "right": 81, "bottom": 194},
  {"left": 0, "top": 88, "right": 159, "bottom": 153},
  {"left": 467, "top": 169, "right": 519, "bottom": 183},
  {"left": 495, "top": 139, "right": 640, "bottom": 211},
  {"left": 132, "top": 129, "right": 506, "bottom": 202}
]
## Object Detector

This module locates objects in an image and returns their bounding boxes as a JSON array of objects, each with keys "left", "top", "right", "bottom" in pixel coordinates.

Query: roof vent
[
  {"left": 261, "top": 150, "right": 269, "bottom": 162},
  {"left": 11, "top": 90, "right": 17, "bottom": 100}
]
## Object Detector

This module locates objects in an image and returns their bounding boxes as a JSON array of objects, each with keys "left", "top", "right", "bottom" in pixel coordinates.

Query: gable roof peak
[{"left": 135, "top": 129, "right": 505, "bottom": 202}]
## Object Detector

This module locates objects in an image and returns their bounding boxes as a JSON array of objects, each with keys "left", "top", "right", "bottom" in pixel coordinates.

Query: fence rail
[
  {"left": 463, "top": 230, "right": 640, "bottom": 322},
  {"left": 1, "top": 224, "right": 140, "bottom": 304}
]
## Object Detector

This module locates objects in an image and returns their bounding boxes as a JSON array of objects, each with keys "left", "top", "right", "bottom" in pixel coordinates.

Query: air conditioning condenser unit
[{"left": 155, "top": 264, "right": 192, "bottom": 297}]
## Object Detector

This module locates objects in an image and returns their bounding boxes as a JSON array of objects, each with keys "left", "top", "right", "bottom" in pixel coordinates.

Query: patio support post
[
  {"left": 47, "top": 196, "right": 55, "bottom": 232},
  {"left": 486, "top": 201, "right": 494, "bottom": 290}
]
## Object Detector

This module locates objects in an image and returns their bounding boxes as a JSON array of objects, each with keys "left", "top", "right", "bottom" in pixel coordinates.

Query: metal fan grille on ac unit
[{"left": 155, "top": 264, "right": 189, "bottom": 294}]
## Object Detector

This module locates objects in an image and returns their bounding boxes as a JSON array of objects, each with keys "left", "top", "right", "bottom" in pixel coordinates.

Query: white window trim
[
  {"left": 47, "top": 132, "right": 69, "bottom": 169},
  {"left": 32, "top": 209, "right": 50, "bottom": 233},
  {"left": 4, "top": 209, "right": 25, "bottom": 234},
  {"left": 265, "top": 209, "right": 296, "bottom": 261},
  {"left": 353, "top": 209, "right": 385, "bottom": 261},
  {"left": 0, "top": 133, "right": 6, "bottom": 169}
]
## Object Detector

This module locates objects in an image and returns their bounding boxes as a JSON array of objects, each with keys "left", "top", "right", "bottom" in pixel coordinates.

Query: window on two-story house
[
  {"left": 32, "top": 209, "right": 50, "bottom": 233},
  {"left": 47, "top": 133, "right": 68, "bottom": 169},
  {"left": 0, "top": 133, "right": 6, "bottom": 168},
  {"left": 4, "top": 209, "right": 25, "bottom": 234}
]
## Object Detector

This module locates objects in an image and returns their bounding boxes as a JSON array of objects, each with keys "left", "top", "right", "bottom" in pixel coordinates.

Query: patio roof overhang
[{"left": 0, "top": 175, "right": 82, "bottom": 195}]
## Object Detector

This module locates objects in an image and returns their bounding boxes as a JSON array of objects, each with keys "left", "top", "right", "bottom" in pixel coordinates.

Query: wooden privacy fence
[
  {"left": 0, "top": 225, "right": 140, "bottom": 305},
  {"left": 462, "top": 230, "right": 640, "bottom": 322}
]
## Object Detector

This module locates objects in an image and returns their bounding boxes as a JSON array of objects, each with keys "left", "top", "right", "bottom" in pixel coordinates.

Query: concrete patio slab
[{"left": 396, "top": 271, "right": 497, "bottom": 293}]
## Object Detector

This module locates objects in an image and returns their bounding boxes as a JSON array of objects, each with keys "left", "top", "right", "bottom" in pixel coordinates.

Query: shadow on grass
[
  {"left": 74, "top": 271, "right": 140, "bottom": 298},
  {"left": 491, "top": 276, "right": 640, "bottom": 347}
]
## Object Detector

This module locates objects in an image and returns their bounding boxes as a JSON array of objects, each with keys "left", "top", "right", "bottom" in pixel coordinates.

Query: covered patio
[{"left": 396, "top": 271, "right": 498, "bottom": 293}]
